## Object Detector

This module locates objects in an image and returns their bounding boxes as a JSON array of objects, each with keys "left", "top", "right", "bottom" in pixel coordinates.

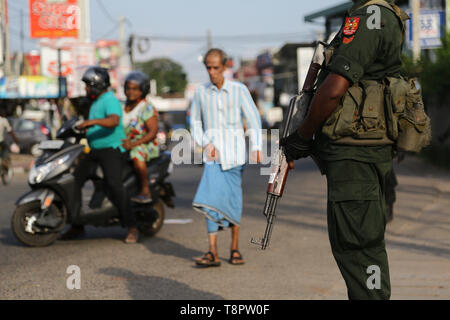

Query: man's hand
[
  {"left": 250, "top": 150, "right": 263, "bottom": 164},
  {"left": 76, "top": 119, "right": 96, "bottom": 131},
  {"left": 10, "top": 143, "right": 20, "bottom": 154},
  {"left": 205, "top": 144, "right": 219, "bottom": 161},
  {"left": 279, "top": 131, "right": 313, "bottom": 162}
]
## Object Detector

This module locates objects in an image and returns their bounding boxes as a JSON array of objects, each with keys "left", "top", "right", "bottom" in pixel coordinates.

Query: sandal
[
  {"left": 195, "top": 251, "right": 221, "bottom": 267},
  {"left": 131, "top": 194, "right": 152, "bottom": 204},
  {"left": 229, "top": 250, "right": 245, "bottom": 265}
]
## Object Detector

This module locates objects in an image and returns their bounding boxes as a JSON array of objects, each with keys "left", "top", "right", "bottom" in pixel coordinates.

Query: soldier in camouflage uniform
[{"left": 281, "top": 0, "right": 409, "bottom": 299}]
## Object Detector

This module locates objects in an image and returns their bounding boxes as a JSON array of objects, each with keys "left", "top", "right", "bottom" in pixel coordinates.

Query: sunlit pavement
[{"left": 0, "top": 153, "right": 449, "bottom": 300}]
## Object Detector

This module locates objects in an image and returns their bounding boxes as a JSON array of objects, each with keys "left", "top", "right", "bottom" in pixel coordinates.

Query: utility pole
[
  {"left": 206, "top": 29, "right": 212, "bottom": 50},
  {"left": 78, "top": 0, "right": 91, "bottom": 42},
  {"left": 411, "top": 0, "right": 421, "bottom": 62},
  {"left": 20, "top": 9, "right": 24, "bottom": 54},
  {"left": 58, "top": 48, "right": 62, "bottom": 98},
  {"left": 118, "top": 16, "right": 130, "bottom": 99},
  {"left": 119, "top": 16, "right": 128, "bottom": 74},
  {"left": 238, "top": 57, "right": 244, "bottom": 82},
  {"left": 150, "top": 79, "right": 157, "bottom": 96},
  {"left": 20, "top": 8, "right": 24, "bottom": 75},
  {"left": 119, "top": 16, "right": 126, "bottom": 58},
  {"left": 446, "top": 0, "right": 450, "bottom": 32},
  {"left": 1, "top": 0, "right": 11, "bottom": 75},
  {"left": 127, "top": 34, "right": 135, "bottom": 69},
  {"left": 0, "top": 0, "right": 4, "bottom": 76}
]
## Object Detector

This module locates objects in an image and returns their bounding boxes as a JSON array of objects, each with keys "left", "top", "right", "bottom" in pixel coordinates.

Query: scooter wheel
[
  {"left": 138, "top": 199, "right": 165, "bottom": 237},
  {"left": 11, "top": 202, "right": 64, "bottom": 247}
]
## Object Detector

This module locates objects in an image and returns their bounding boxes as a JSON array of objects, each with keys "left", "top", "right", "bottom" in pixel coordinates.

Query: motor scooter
[{"left": 11, "top": 118, "right": 175, "bottom": 247}]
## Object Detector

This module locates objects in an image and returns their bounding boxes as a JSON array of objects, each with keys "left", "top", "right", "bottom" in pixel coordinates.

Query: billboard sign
[
  {"left": 29, "top": 0, "right": 80, "bottom": 38},
  {"left": 23, "top": 52, "right": 42, "bottom": 76},
  {"left": 40, "top": 41, "right": 95, "bottom": 97},
  {"left": 95, "top": 40, "right": 120, "bottom": 89},
  {"left": 407, "top": 10, "right": 445, "bottom": 49},
  {"left": 0, "top": 76, "right": 66, "bottom": 99},
  {"left": 95, "top": 39, "right": 131, "bottom": 100}
]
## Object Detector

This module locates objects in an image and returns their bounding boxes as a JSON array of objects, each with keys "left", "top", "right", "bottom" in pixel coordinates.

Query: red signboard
[{"left": 29, "top": 0, "right": 79, "bottom": 38}]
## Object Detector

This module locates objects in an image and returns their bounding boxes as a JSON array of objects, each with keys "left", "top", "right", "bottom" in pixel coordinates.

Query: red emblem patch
[
  {"left": 343, "top": 36, "right": 355, "bottom": 44},
  {"left": 343, "top": 17, "right": 361, "bottom": 36}
]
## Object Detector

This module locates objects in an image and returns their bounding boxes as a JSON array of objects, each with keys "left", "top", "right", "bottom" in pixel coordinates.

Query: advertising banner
[
  {"left": 40, "top": 41, "right": 95, "bottom": 98},
  {"left": 29, "top": 0, "right": 80, "bottom": 38},
  {"left": 23, "top": 52, "right": 42, "bottom": 76},
  {"left": 0, "top": 76, "right": 65, "bottom": 99},
  {"left": 95, "top": 40, "right": 120, "bottom": 90}
]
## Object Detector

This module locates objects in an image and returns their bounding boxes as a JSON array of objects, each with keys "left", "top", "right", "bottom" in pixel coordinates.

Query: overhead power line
[
  {"left": 134, "top": 31, "right": 313, "bottom": 44},
  {"left": 8, "top": 27, "right": 38, "bottom": 45},
  {"left": 95, "top": 0, "right": 117, "bottom": 25}
]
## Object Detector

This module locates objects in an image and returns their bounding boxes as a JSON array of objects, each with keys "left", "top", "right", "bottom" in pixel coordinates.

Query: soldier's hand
[{"left": 279, "top": 131, "right": 313, "bottom": 162}]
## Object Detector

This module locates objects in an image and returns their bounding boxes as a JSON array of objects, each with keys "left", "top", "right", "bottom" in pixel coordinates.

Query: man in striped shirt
[{"left": 191, "top": 48, "right": 263, "bottom": 267}]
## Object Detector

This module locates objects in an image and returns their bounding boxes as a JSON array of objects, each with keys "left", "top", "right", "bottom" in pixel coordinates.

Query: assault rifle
[{"left": 251, "top": 41, "right": 326, "bottom": 250}]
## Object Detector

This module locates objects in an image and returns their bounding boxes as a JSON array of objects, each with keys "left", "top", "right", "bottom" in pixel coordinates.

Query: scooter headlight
[{"left": 29, "top": 154, "right": 70, "bottom": 185}]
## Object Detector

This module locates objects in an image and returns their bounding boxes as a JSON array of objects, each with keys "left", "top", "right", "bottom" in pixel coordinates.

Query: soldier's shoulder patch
[
  {"left": 343, "top": 36, "right": 355, "bottom": 44},
  {"left": 343, "top": 17, "right": 361, "bottom": 36}
]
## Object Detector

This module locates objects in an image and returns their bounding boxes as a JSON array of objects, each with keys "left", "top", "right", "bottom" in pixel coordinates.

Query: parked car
[{"left": 5, "top": 118, "right": 51, "bottom": 157}]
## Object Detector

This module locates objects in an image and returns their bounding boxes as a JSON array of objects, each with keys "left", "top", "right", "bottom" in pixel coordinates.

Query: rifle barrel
[{"left": 261, "top": 194, "right": 279, "bottom": 250}]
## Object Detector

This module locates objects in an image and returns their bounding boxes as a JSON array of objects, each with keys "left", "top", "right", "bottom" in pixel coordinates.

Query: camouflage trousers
[{"left": 325, "top": 159, "right": 392, "bottom": 300}]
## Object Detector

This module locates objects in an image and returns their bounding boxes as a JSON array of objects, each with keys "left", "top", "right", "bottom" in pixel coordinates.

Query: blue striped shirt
[{"left": 190, "top": 79, "right": 263, "bottom": 171}]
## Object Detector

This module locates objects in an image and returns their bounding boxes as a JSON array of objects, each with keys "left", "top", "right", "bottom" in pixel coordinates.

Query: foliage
[
  {"left": 401, "top": 32, "right": 450, "bottom": 103},
  {"left": 136, "top": 58, "right": 188, "bottom": 95}
]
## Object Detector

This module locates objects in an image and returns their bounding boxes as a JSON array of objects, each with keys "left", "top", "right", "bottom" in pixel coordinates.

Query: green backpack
[{"left": 385, "top": 76, "right": 431, "bottom": 152}]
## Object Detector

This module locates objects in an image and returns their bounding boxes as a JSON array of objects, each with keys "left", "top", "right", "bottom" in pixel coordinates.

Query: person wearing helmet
[
  {"left": 61, "top": 66, "right": 138, "bottom": 244},
  {"left": 122, "top": 71, "right": 159, "bottom": 205}
]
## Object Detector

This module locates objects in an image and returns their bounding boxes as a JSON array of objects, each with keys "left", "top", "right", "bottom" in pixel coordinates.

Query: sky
[{"left": 6, "top": 0, "right": 348, "bottom": 83}]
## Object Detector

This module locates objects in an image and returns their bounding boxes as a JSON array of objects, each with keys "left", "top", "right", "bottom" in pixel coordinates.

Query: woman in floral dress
[{"left": 122, "top": 71, "right": 159, "bottom": 204}]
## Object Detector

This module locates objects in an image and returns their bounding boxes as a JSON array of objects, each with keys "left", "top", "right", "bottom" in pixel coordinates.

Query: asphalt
[
  {"left": 10, "top": 154, "right": 34, "bottom": 174},
  {"left": 1, "top": 152, "right": 449, "bottom": 300}
]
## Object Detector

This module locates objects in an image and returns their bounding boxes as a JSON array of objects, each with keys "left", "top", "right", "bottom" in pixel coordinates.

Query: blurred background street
[{"left": 0, "top": 0, "right": 450, "bottom": 300}]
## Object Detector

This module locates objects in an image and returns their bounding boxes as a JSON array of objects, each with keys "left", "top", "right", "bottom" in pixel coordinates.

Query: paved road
[{"left": 0, "top": 155, "right": 449, "bottom": 300}]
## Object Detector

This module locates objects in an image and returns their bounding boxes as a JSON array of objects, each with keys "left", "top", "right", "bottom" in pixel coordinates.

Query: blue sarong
[{"left": 193, "top": 163, "right": 244, "bottom": 233}]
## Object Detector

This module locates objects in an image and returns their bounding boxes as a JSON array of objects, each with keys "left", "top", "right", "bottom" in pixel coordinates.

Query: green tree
[
  {"left": 136, "top": 58, "right": 188, "bottom": 95},
  {"left": 401, "top": 32, "right": 450, "bottom": 103}
]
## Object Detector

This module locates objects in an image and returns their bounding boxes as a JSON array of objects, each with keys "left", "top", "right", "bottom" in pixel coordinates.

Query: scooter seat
[
  {"left": 146, "top": 151, "right": 171, "bottom": 169},
  {"left": 122, "top": 151, "right": 171, "bottom": 181}
]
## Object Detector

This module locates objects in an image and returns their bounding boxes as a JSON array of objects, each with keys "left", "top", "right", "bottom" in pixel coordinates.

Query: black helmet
[
  {"left": 124, "top": 71, "right": 150, "bottom": 98},
  {"left": 82, "top": 66, "right": 110, "bottom": 91}
]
